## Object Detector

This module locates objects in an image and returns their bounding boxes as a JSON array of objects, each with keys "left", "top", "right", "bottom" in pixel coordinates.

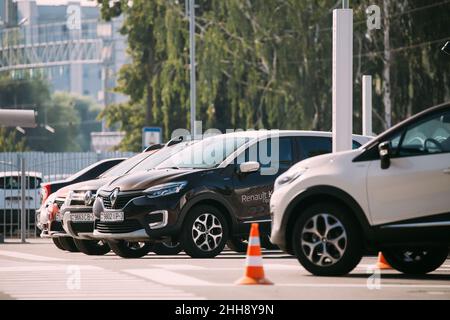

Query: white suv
[{"left": 270, "top": 102, "right": 450, "bottom": 276}]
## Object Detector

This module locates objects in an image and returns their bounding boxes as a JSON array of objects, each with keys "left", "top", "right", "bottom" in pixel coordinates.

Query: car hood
[
  {"left": 290, "top": 148, "right": 363, "bottom": 171},
  {"left": 63, "top": 176, "right": 119, "bottom": 193},
  {"left": 101, "top": 168, "right": 204, "bottom": 192}
]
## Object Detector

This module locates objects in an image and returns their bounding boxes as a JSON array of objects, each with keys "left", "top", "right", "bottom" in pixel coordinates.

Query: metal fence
[{"left": 0, "top": 152, "right": 134, "bottom": 241}]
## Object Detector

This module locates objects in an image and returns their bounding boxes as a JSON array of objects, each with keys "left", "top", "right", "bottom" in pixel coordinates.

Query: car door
[
  {"left": 231, "top": 136, "right": 297, "bottom": 222},
  {"left": 367, "top": 109, "right": 450, "bottom": 225}
]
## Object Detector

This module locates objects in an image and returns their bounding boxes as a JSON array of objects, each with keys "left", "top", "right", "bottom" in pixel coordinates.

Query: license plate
[
  {"left": 100, "top": 211, "right": 124, "bottom": 222},
  {"left": 70, "top": 212, "right": 94, "bottom": 222}
]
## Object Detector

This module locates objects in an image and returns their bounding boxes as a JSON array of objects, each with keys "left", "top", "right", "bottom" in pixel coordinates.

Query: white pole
[
  {"left": 20, "top": 157, "right": 26, "bottom": 243},
  {"left": 332, "top": 8, "right": 353, "bottom": 152},
  {"left": 189, "top": 0, "right": 196, "bottom": 138},
  {"left": 362, "top": 75, "right": 373, "bottom": 136}
]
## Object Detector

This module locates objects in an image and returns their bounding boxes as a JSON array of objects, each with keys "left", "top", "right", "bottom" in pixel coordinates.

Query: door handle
[{"left": 443, "top": 168, "right": 450, "bottom": 174}]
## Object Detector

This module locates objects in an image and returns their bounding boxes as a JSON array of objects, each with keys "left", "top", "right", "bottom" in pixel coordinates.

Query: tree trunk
[{"left": 382, "top": 0, "right": 392, "bottom": 129}]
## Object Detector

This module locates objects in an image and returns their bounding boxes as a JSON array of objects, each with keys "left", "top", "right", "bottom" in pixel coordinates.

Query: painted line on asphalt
[
  {"left": 0, "top": 250, "right": 65, "bottom": 262},
  {"left": 0, "top": 265, "right": 100, "bottom": 272},
  {"left": 151, "top": 264, "right": 207, "bottom": 270},
  {"left": 0, "top": 265, "right": 202, "bottom": 300},
  {"left": 124, "top": 269, "right": 213, "bottom": 286}
]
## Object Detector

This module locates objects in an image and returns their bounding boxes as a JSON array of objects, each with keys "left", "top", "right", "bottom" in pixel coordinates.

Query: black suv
[{"left": 92, "top": 131, "right": 370, "bottom": 258}]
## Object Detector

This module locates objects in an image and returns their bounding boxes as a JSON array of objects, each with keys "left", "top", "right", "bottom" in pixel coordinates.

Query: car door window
[
  {"left": 397, "top": 111, "right": 450, "bottom": 157},
  {"left": 240, "top": 137, "right": 294, "bottom": 172},
  {"left": 298, "top": 137, "right": 331, "bottom": 160}
]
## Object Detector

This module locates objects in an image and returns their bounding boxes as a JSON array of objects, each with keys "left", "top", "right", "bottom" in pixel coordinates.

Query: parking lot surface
[{"left": 0, "top": 239, "right": 449, "bottom": 300}]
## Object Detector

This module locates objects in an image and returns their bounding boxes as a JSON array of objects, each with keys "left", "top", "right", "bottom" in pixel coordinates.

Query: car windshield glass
[
  {"left": 99, "top": 152, "right": 154, "bottom": 178},
  {"left": 157, "top": 136, "right": 251, "bottom": 169},
  {"left": 129, "top": 142, "right": 191, "bottom": 172},
  {"left": 66, "top": 161, "right": 109, "bottom": 181}
]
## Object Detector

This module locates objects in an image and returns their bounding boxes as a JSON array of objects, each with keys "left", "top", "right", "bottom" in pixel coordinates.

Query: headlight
[
  {"left": 144, "top": 181, "right": 187, "bottom": 198},
  {"left": 275, "top": 168, "right": 307, "bottom": 188}
]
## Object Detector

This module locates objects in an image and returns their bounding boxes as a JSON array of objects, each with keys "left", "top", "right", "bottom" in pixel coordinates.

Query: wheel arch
[
  {"left": 283, "top": 185, "right": 374, "bottom": 252},
  {"left": 179, "top": 192, "right": 237, "bottom": 235}
]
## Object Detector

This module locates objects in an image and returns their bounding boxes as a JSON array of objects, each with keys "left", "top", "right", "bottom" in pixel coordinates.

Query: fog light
[{"left": 148, "top": 210, "right": 168, "bottom": 229}]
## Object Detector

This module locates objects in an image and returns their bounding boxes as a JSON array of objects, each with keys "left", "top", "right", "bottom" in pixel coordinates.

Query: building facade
[{"left": 0, "top": 0, "right": 128, "bottom": 106}]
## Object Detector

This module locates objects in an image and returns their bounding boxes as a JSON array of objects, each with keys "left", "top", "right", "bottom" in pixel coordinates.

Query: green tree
[
  {"left": 0, "top": 73, "right": 102, "bottom": 151},
  {"left": 0, "top": 128, "right": 27, "bottom": 152},
  {"left": 96, "top": 0, "right": 450, "bottom": 151}
]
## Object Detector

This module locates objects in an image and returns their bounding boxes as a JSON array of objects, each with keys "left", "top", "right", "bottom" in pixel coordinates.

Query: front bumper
[
  {"left": 48, "top": 220, "right": 70, "bottom": 238},
  {"left": 269, "top": 187, "right": 295, "bottom": 252},
  {"left": 62, "top": 205, "right": 95, "bottom": 240},
  {"left": 91, "top": 192, "right": 183, "bottom": 241}
]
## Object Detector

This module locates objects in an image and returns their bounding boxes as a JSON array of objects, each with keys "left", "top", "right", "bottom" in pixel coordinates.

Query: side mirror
[
  {"left": 378, "top": 141, "right": 391, "bottom": 170},
  {"left": 239, "top": 161, "right": 260, "bottom": 174}
]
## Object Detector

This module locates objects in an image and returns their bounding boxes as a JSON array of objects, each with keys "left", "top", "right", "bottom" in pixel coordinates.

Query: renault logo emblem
[
  {"left": 110, "top": 188, "right": 119, "bottom": 208},
  {"left": 84, "top": 191, "right": 95, "bottom": 206}
]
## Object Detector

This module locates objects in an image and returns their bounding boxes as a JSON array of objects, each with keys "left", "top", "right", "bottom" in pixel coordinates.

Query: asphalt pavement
[{"left": 1, "top": 239, "right": 450, "bottom": 300}]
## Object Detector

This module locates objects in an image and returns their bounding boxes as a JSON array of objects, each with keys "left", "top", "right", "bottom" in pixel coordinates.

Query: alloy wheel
[
  {"left": 192, "top": 213, "right": 223, "bottom": 252},
  {"left": 300, "top": 213, "right": 347, "bottom": 266}
]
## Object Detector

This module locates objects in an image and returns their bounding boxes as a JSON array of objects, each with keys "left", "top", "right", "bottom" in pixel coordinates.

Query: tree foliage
[
  {"left": 97, "top": 0, "right": 450, "bottom": 151},
  {"left": 0, "top": 74, "right": 101, "bottom": 151}
]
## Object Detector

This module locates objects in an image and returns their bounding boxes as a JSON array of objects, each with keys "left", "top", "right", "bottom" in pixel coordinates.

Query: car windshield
[
  {"left": 99, "top": 152, "right": 155, "bottom": 178},
  {"left": 129, "top": 142, "right": 192, "bottom": 172},
  {"left": 157, "top": 135, "right": 252, "bottom": 169},
  {"left": 66, "top": 160, "right": 110, "bottom": 181}
]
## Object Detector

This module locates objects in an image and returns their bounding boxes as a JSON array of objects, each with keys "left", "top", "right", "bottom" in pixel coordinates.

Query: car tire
[
  {"left": 182, "top": 205, "right": 229, "bottom": 258},
  {"left": 52, "top": 237, "right": 66, "bottom": 251},
  {"left": 152, "top": 240, "right": 183, "bottom": 255},
  {"left": 73, "top": 239, "right": 111, "bottom": 256},
  {"left": 292, "top": 202, "right": 363, "bottom": 276},
  {"left": 58, "top": 237, "right": 80, "bottom": 252},
  {"left": 227, "top": 236, "right": 248, "bottom": 253},
  {"left": 382, "top": 247, "right": 449, "bottom": 275},
  {"left": 107, "top": 240, "right": 152, "bottom": 258}
]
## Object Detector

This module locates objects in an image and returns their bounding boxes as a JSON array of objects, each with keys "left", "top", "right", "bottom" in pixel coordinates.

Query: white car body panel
[{"left": 367, "top": 153, "right": 450, "bottom": 225}]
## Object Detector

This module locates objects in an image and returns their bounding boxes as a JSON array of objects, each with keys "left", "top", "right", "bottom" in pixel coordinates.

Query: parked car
[
  {"left": 270, "top": 102, "right": 450, "bottom": 276},
  {"left": 92, "top": 131, "right": 371, "bottom": 258},
  {"left": 36, "top": 158, "right": 127, "bottom": 239},
  {"left": 0, "top": 171, "right": 42, "bottom": 232},
  {"left": 44, "top": 148, "right": 163, "bottom": 252},
  {"left": 60, "top": 140, "right": 193, "bottom": 256},
  {"left": 39, "top": 158, "right": 126, "bottom": 206}
]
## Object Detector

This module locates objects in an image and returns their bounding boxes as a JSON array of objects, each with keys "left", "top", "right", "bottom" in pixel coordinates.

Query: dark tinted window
[
  {"left": 243, "top": 137, "right": 294, "bottom": 169},
  {"left": 298, "top": 137, "right": 332, "bottom": 160},
  {"left": 0, "top": 176, "right": 41, "bottom": 189},
  {"left": 298, "top": 136, "right": 361, "bottom": 160}
]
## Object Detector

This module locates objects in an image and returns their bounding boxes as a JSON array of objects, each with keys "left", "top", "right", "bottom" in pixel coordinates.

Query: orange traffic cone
[
  {"left": 235, "top": 223, "right": 273, "bottom": 285},
  {"left": 376, "top": 252, "right": 392, "bottom": 269}
]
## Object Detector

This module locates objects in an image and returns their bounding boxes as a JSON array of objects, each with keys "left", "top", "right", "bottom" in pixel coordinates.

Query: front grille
[
  {"left": 54, "top": 200, "right": 64, "bottom": 208},
  {"left": 100, "top": 194, "right": 140, "bottom": 210},
  {"left": 68, "top": 207, "right": 93, "bottom": 213},
  {"left": 95, "top": 219, "right": 142, "bottom": 234},
  {"left": 69, "top": 199, "right": 85, "bottom": 206},
  {"left": 100, "top": 195, "right": 112, "bottom": 209}
]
